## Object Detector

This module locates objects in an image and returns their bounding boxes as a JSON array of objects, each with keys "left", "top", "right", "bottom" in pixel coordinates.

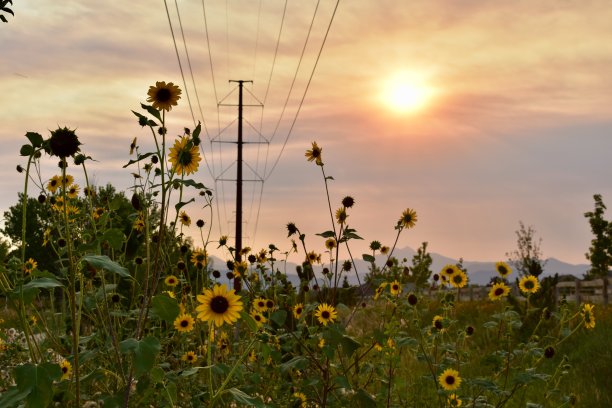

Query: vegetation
[
  {"left": 584, "top": 194, "right": 612, "bottom": 279},
  {"left": 0, "top": 82, "right": 605, "bottom": 407}
]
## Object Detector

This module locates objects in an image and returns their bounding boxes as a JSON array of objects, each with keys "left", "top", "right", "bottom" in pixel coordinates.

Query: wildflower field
[{"left": 0, "top": 83, "right": 608, "bottom": 408}]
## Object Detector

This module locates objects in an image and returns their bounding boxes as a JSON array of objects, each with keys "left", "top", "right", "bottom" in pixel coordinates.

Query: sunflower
[
  {"left": 133, "top": 215, "right": 145, "bottom": 232},
  {"left": 398, "top": 208, "right": 417, "bottom": 229},
  {"left": 306, "top": 251, "right": 320, "bottom": 265},
  {"left": 253, "top": 297, "right": 267, "bottom": 312},
  {"left": 305, "top": 141, "right": 323, "bottom": 165},
  {"left": 293, "top": 392, "right": 307, "bottom": 408},
  {"left": 62, "top": 174, "right": 74, "bottom": 188},
  {"left": 66, "top": 184, "right": 79, "bottom": 199},
  {"left": 168, "top": 136, "right": 201, "bottom": 176},
  {"left": 314, "top": 303, "right": 337, "bottom": 326},
  {"left": 488, "top": 282, "right": 510, "bottom": 301},
  {"left": 181, "top": 351, "right": 197, "bottom": 364},
  {"left": 164, "top": 275, "right": 179, "bottom": 287},
  {"left": 147, "top": 81, "right": 182, "bottom": 111},
  {"left": 47, "top": 176, "right": 61, "bottom": 193},
  {"left": 441, "top": 264, "right": 459, "bottom": 279},
  {"left": 519, "top": 275, "right": 540, "bottom": 294},
  {"left": 380, "top": 246, "right": 390, "bottom": 255},
  {"left": 495, "top": 262, "right": 512, "bottom": 277},
  {"left": 448, "top": 393, "right": 462, "bottom": 407},
  {"left": 432, "top": 315, "right": 444, "bottom": 331},
  {"left": 196, "top": 284, "right": 243, "bottom": 327},
  {"left": 450, "top": 270, "right": 468, "bottom": 289},
  {"left": 293, "top": 303, "right": 304, "bottom": 319},
  {"left": 582, "top": 303, "right": 595, "bottom": 329},
  {"left": 390, "top": 280, "right": 402, "bottom": 296},
  {"left": 250, "top": 310, "right": 267, "bottom": 327},
  {"left": 48, "top": 127, "right": 81, "bottom": 158},
  {"left": 335, "top": 207, "right": 347, "bottom": 224},
  {"left": 324, "top": 238, "right": 337, "bottom": 251},
  {"left": 265, "top": 299, "right": 275, "bottom": 310},
  {"left": 23, "top": 258, "right": 37, "bottom": 275},
  {"left": 374, "top": 282, "right": 388, "bottom": 300},
  {"left": 179, "top": 211, "right": 191, "bottom": 226},
  {"left": 217, "top": 331, "right": 231, "bottom": 355},
  {"left": 438, "top": 368, "right": 461, "bottom": 391},
  {"left": 173, "top": 313, "right": 195, "bottom": 333},
  {"left": 60, "top": 359, "right": 72, "bottom": 380},
  {"left": 93, "top": 207, "right": 105, "bottom": 220},
  {"left": 191, "top": 248, "right": 207, "bottom": 269}
]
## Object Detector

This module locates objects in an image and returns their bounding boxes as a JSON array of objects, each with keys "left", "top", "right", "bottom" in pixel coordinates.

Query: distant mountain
[{"left": 205, "top": 247, "right": 590, "bottom": 287}]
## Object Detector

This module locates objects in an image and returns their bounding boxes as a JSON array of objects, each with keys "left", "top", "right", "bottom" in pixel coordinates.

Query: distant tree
[
  {"left": 506, "top": 221, "right": 546, "bottom": 278},
  {"left": 584, "top": 194, "right": 612, "bottom": 279},
  {"left": 0, "top": 236, "right": 11, "bottom": 264},
  {"left": 409, "top": 242, "right": 433, "bottom": 289},
  {"left": 1, "top": 0, "right": 14, "bottom": 23}
]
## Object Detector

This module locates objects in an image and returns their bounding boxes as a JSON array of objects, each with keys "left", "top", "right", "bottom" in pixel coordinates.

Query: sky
[{"left": 1, "top": 0, "right": 612, "bottom": 266}]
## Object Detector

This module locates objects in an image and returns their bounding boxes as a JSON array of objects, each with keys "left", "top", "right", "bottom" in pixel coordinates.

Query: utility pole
[{"left": 229, "top": 80, "right": 251, "bottom": 291}]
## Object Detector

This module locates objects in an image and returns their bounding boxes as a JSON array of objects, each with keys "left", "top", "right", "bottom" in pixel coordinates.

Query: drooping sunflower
[
  {"left": 518, "top": 275, "right": 540, "bottom": 294},
  {"left": 314, "top": 303, "right": 337, "bottom": 326},
  {"left": 60, "top": 359, "right": 72, "bottom": 380},
  {"left": 398, "top": 208, "right": 417, "bottom": 229},
  {"left": 196, "top": 284, "right": 243, "bottom": 327},
  {"left": 450, "top": 270, "right": 468, "bottom": 289},
  {"left": 495, "top": 262, "right": 512, "bottom": 278},
  {"left": 390, "top": 280, "right": 402, "bottom": 296},
  {"left": 181, "top": 351, "right": 197, "bottom": 364},
  {"left": 293, "top": 303, "right": 304, "bottom": 319},
  {"left": 48, "top": 127, "right": 81, "bottom": 158},
  {"left": 173, "top": 313, "right": 195, "bottom": 333},
  {"left": 305, "top": 141, "right": 323, "bottom": 165},
  {"left": 164, "top": 275, "right": 179, "bottom": 287},
  {"left": 582, "top": 303, "right": 595, "bottom": 329},
  {"left": 168, "top": 136, "right": 201, "bottom": 176},
  {"left": 23, "top": 258, "right": 37, "bottom": 275},
  {"left": 488, "top": 282, "right": 510, "bottom": 301},
  {"left": 147, "top": 81, "right": 182, "bottom": 111},
  {"left": 438, "top": 368, "right": 461, "bottom": 391},
  {"left": 179, "top": 211, "right": 191, "bottom": 226}
]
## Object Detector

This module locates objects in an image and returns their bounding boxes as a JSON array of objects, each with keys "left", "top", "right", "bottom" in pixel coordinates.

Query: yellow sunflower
[
  {"left": 518, "top": 275, "right": 540, "bottom": 295},
  {"left": 450, "top": 270, "right": 468, "bottom": 289},
  {"left": 250, "top": 310, "right": 267, "bottom": 327},
  {"left": 324, "top": 238, "right": 337, "bottom": 250},
  {"left": 23, "top": 258, "right": 37, "bottom": 275},
  {"left": 293, "top": 303, "right": 304, "bottom": 319},
  {"left": 380, "top": 246, "right": 390, "bottom": 255},
  {"left": 432, "top": 315, "right": 445, "bottom": 331},
  {"left": 62, "top": 174, "right": 74, "bottom": 188},
  {"left": 448, "top": 393, "right": 462, "bottom": 407},
  {"left": 178, "top": 211, "right": 191, "bottom": 226},
  {"left": 133, "top": 215, "right": 145, "bottom": 232},
  {"left": 181, "top": 351, "right": 197, "bottom": 364},
  {"left": 390, "top": 280, "right": 402, "bottom": 296},
  {"left": 305, "top": 141, "right": 323, "bottom": 165},
  {"left": 582, "top": 303, "right": 595, "bottom": 329},
  {"left": 190, "top": 248, "right": 207, "bottom": 269},
  {"left": 60, "top": 359, "right": 72, "bottom": 380},
  {"left": 335, "top": 207, "right": 348, "bottom": 224},
  {"left": 398, "top": 208, "right": 417, "bottom": 229},
  {"left": 374, "top": 282, "right": 388, "bottom": 300},
  {"left": 196, "top": 284, "right": 243, "bottom": 327},
  {"left": 253, "top": 297, "right": 267, "bottom": 312},
  {"left": 441, "top": 264, "right": 459, "bottom": 279},
  {"left": 488, "top": 282, "right": 510, "bottom": 301},
  {"left": 47, "top": 175, "right": 61, "bottom": 193},
  {"left": 293, "top": 392, "right": 307, "bottom": 408},
  {"left": 168, "top": 136, "right": 201, "bottom": 176},
  {"left": 147, "top": 81, "right": 182, "bottom": 111},
  {"left": 173, "top": 313, "right": 195, "bottom": 333},
  {"left": 314, "top": 303, "right": 337, "bottom": 326},
  {"left": 495, "top": 262, "right": 512, "bottom": 278},
  {"left": 306, "top": 251, "right": 320, "bottom": 265},
  {"left": 438, "top": 368, "right": 461, "bottom": 391},
  {"left": 66, "top": 184, "right": 79, "bottom": 199},
  {"left": 164, "top": 275, "right": 179, "bottom": 287}
]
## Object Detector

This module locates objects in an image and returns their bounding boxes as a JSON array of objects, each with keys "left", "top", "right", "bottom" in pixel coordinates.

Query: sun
[{"left": 380, "top": 72, "right": 435, "bottom": 114}]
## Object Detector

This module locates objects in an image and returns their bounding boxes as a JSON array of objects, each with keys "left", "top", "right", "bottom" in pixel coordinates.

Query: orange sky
[{"left": 2, "top": 0, "right": 612, "bottom": 265}]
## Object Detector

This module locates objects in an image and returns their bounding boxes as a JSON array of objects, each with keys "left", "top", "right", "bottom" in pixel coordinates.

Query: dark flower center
[
  {"left": 494, "top": 288, "right": 504, "bottom": 296},
  {"left": 156, "top": 88, "right": 172, "bottom": 103},
  {"left": 296, "top": 307, "right": 302, "bottom": 314},
  {"left": 180, "top": 320, "right": 189, "bottom": 327},
  {"left": 434, "top": 320, "right": 443, "bottom": 329},
  {"left": 321, "top": 311, "right": 330, "bottom": 319},
  {"left": 62, "top": 367, "right": 68, "bottom": 373},
  {"left": 446, "top": 268, "right": 453, "bottom": 274},
  {"left": 179, "top": 150, "right": 193, "bottom": 166},
  {"left": 266, "top": 300, "right": 274, "bottom": 308},
  {"left": 255, "top": 315, "right": 261, "bottom": 321},
  {"left": 392, "top": 284, "right": 399, "bottom": 291},
  {"left": 525, "top": 281, "right": 534, "bottom": 289},
  {"left": 445, "top": 376, "right": 455, "bottom": 385},
  {"left": 498, "top": 266, "right": 507, "bottom": 274},
  {"left": 210, "top": 295, "right": 229, "bottom": 313},
  {"left": 453, "top": 275, "right": 462, "bottom": 284}
]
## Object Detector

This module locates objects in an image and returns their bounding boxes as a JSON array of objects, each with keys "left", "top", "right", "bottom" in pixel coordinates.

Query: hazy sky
[{"left": 2, "top": 0, "right": 612, "bottom": 266}]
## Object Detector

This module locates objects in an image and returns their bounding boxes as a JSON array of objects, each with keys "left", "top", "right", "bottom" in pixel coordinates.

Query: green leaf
[
  {"left": 193, "top": 121, "right": 202, "bottom": 139},
  {"left": 181, "top": 178, "right": 207, "bottom": 189},
  {"left": 362, "top": 254, "right": 375, "bottom": 263},
  {"left": 269, "top": 309, "right": 287, "bottom": 327},
  {"left": 123, "top": 151, "right": 156, "bottom": 168},
  {"left": 395, "top": 337, "right": 418, "bottom": 347},
  {"left": 13, "top": 363, "right": 61, "bottom": 408},
  {"left": 239, "top": 311, "right": 258, "bottom": 332},
  {"left": 175, "top": 198, "right": 195, "bottom": 212},
  {"left": 119, "top": 336, "right": 161, "bottom": 377},
  {"left": 483, "top": 321, "right": 498, "bottom": 329},
  {"left": 334, "top": 375, "right": 351, "bottom": 389},
  {"left": 101, "top": 228, "right": 126, "bottom": 251},
  {"left": 342, "top": 229, "right": 363, "bottom": 240},
  {"left": 150, "top": 366, "right": 165, "bottom": 383},
  {"left": 151, "top": 295, "right": 180, "bottom": 323},
  {"left": 352, "top": 388, "right": 377, "bottom": 407},
  {"left": 141, "top": 103, "right": 162, "bottom": 122},
  {"left": 20, "top": 144, "right": 34, "bottom": 156},
  {"left": 340, "top": 335, "right": 361, "bottom": 358},
  {"left": 279, "top": 356, "right": 309, "bottom": 373},
  {"left": 225, "top": 388, "right": 268, "bottom": 407},
  {"left": 22, "top": 277, "right": 64, "bottom": 290},
  {"left": 25, "top": 132, "right": 43, "bottom": 148},
  {"left": 81, "top": 255, "right": 131, "bottom": 279},
  {"left": 316, "top": 230, "right": 336, "bottom": 238}
]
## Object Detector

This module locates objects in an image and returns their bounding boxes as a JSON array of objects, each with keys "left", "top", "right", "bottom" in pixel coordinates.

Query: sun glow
[{"left": 380, "top": 72, "right": 435, "bottom": 114}]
